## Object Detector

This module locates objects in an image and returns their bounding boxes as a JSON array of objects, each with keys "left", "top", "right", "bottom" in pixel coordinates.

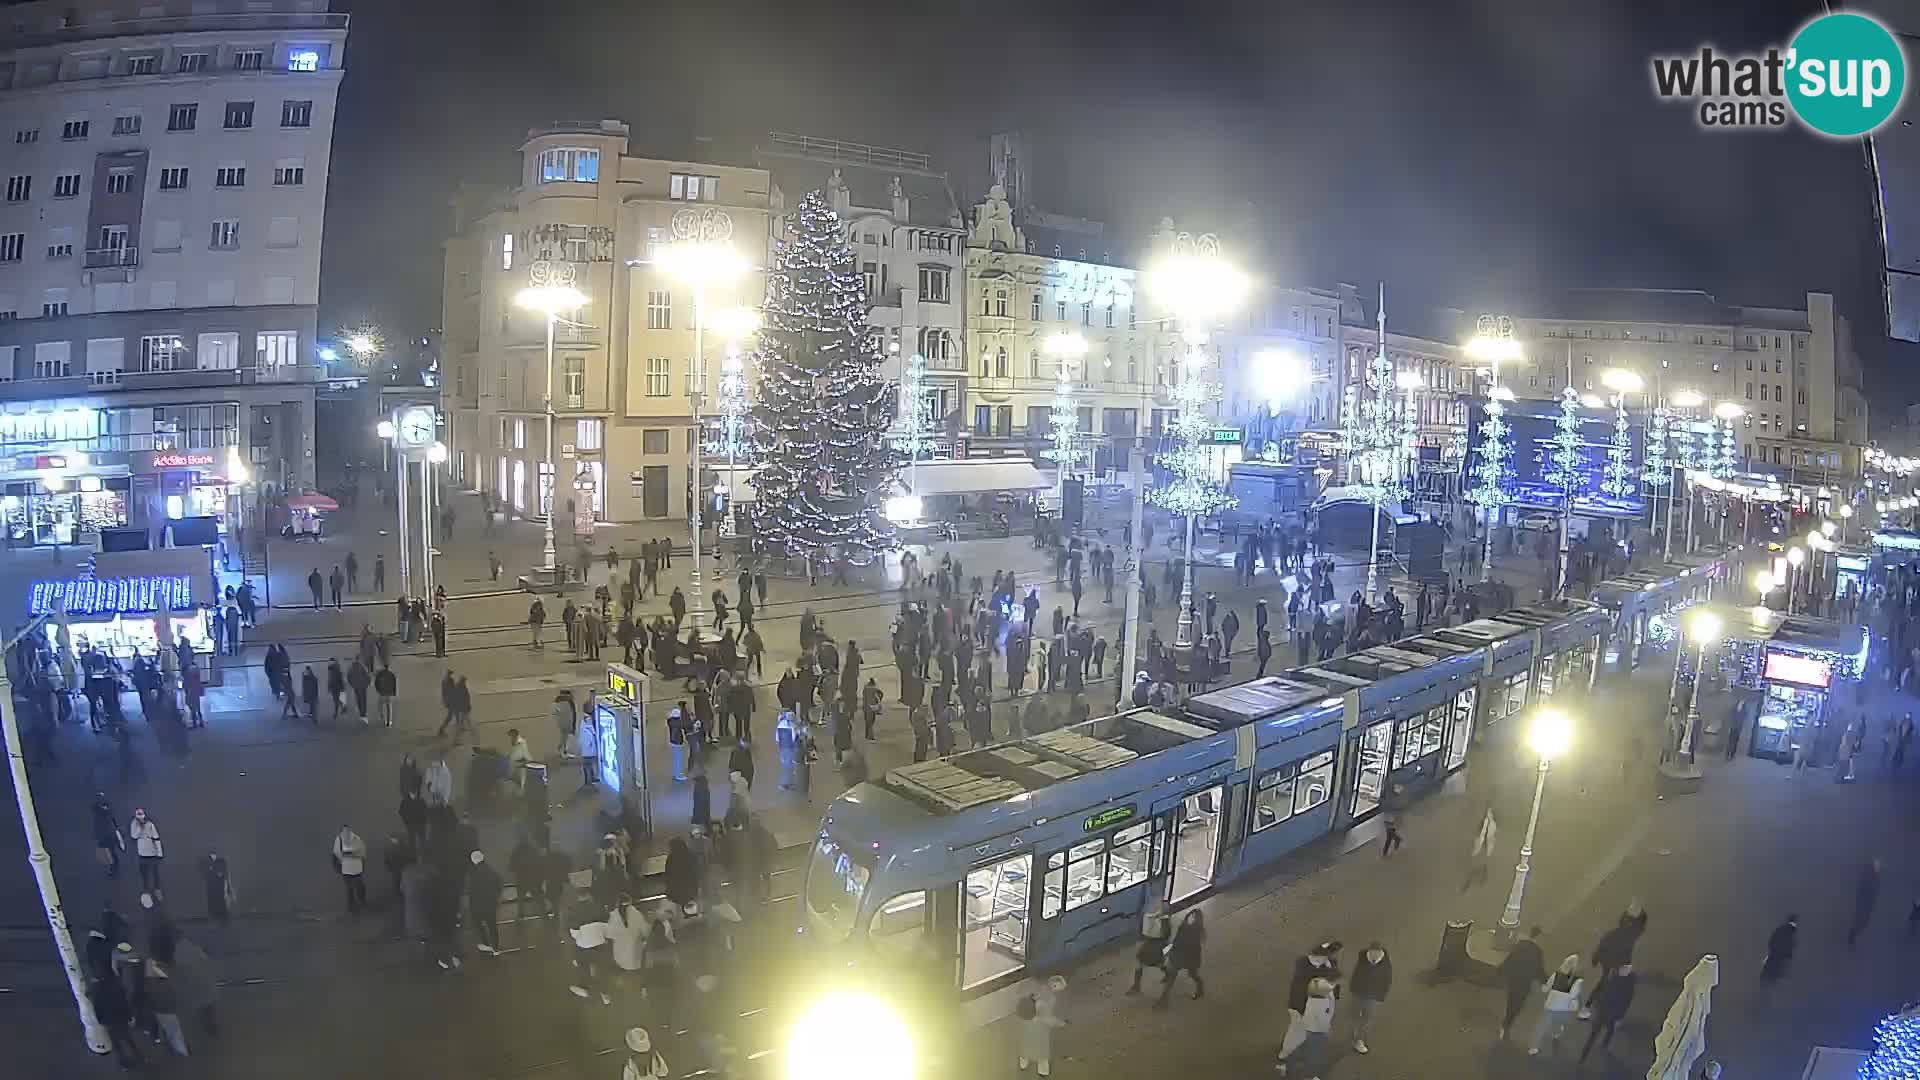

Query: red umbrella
[{"left": 285, "top": 492, "right": 339, "bottom": 512}]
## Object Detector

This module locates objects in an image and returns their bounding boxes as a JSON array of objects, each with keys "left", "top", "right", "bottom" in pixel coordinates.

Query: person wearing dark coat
[
  {"left": 1498, "top": 926, "right": 1546, "bottom": 1040},
  {"left": 1155, "top": 909, "right": 1207, "bottom": 1007},
  {"left": 1761, "top": 913, "right": 1799, "bottom": 980},
  {"left": 1578, "top": 963, "right": 1637, "bottom": 1063},
  {"left": 1849, "top": 858, "right": 1882, "bottom": 946},
  {"left": 466, "top": 851, "right": 504, "bottom": 955},
  {"left": 90, "top": 962, "right": 143, "bottom": 1068},
  {"left": 663, "top": 837, "right": 697, "bottom": 911},
  {"left": 1348, "top": 943, "right": 1392, "bottom": 1054},
  {"left": 690, "top": 775, "right": 712, "bottom": 832}
]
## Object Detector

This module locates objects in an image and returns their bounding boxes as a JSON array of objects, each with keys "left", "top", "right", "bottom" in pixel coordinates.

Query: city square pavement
[{"left": 1, "top": 489, "right": 1846, "bottom": 1079}]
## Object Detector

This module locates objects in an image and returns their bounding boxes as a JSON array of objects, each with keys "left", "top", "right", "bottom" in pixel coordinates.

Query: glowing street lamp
[
  {"left": 516, "top": 284, "right": 590, "bottom": 571},
  {"left": 1786, "top": 545, "right": 1806, "bottom": 614},
  {"left": 1839, "top": 502, "right": 1855, "bottom": 543},
  {"left": 1677, "top": 608, "right": 1721, "bottom": 765},
  {"left": 1499, "top": 707, "right": 1573, "bottom": 938}
]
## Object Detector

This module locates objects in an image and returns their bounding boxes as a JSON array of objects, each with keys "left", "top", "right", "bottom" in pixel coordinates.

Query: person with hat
[
  {"left": 467, "top": 850, "right": 503, "bottom": 955},
  {"left": 623, "top": 1027, "right": 669, "bottom": 1079}
]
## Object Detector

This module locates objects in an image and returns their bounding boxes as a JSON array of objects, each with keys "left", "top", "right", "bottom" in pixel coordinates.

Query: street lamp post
[
  {"left": 514, "top": 283, "right": 589, "bottom": 573},
  {"left": 1677, "top": 608, "right": 1720, "bottom": 765},
  {"left": 1665, "top": 390, "right": 1703, "bottom": 560},
  {"left": 1499, "top": 707, "right": 1573, "bottom": 939},
  {"left": 376, "top": 419, "right": 409, "bottom": 596},
  {"left": 1786, "top": 545, "right": 1806, "bottom": 614}
]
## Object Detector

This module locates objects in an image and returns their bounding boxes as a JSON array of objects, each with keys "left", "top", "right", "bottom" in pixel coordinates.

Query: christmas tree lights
[
  {"left": 1714, "top": 416, "right": 1738, "bottom": 481},
  {"left": 1642, "top": 404, "right": 1671, "bottom": 492},
  {"left": 1147, "top": 342, "right": 1236, "bottom": 519},
  {"left": 1861, "top": 1003, "right": 1920, "bottom": 1080},
  {"left": 1466, "top": 386, "right": 1512, "bottom": 581},
  {"left": 1544, "top": 385, "right": 1587, "bottom": 504},
  {"left": 1336, "top": 337, "right": 1409, "bottom": 598},
  {"left": 708, "top": 346, "right": 752, "bottom": 462},
  {"left": 748, "top": 190, "right": 898, "bottom": 565},
  {"left": 891, "top": 349, "right": 935, "bottom": 459},
  {"left": 1601, "top": 390, "right": 1635, "bottom": 500},
  {"left": 1045, "top": 366, "right": 1085, "bottom": 475}
]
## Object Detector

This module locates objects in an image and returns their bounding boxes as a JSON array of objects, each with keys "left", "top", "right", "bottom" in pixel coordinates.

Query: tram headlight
[{"left": 786, "top": 989, "right": 916, "bottom": 1080}]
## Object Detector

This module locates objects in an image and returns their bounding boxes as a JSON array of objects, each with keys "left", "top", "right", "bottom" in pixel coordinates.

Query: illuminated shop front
[
  {"left": 0, "top": 454, "right": 131, "bottom": 545},
  {"left": 1750, "top": 621, "right": 1869, "bottom": 764},
  {"left": 12, "top": 554, "right": 216, "bottom": 663}
]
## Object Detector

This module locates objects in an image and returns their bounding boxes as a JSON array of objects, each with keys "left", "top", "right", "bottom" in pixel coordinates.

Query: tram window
[
  {"left": 1042, "top": 852, "right": 1065, "bottom": 919},
  {"left": 870, "top": 891, "right": 928, "bottom": 960},
  {"left": 804, "top": 836, "right": 870, "bottom": 941},
  {"left": 1390, "top": 719, "right": 1422, "bottom": 770},
  {"left": 1065, "top": 843, "right": 1106, "bottom": 912},
  {"left": 1420, "top": 706, "right": 1446, "bottom": 757},
  {"left": 1107, "top": 823, "right": 1152, "bottom": 893},
  {"left": 1504, "top": 672, "right": 1530, "bottom": 718},
  {"left": 1252, "top": 767, "right": 1296, "bottom": 832},
  {"left": 1294, "top": 752, "right": 1334, "bottom": 815}
]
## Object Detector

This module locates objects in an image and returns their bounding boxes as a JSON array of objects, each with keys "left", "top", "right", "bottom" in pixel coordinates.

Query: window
[
  {"left": 273, "top": 163, "right": 304, "bottom": 186},
  {"left": 4, "top": 176, "right": 27, "bottom": 202},
  {"left": 869, "top": 891, "right": 928, "bottom": 961},
  {"left": 1745, "top": 382, "right": 1753, "bottom": 399},
  {"left": 46, "top": 233, "right": 73, "bottom": 260},
  {"left": 97, "top": 225, "right": 129, "bottom": 254},
  {"left": 1252, "top": 767, "right": 1297, "bottom": 832},
  {"left": 1796, "top": 387, "right": 1807, "bottom": 406},
  {"left": 972, "top": 404, "right": 991, "bottom": 435},
  {"left": 0, "top": 234, "right": 23, "bottom": 262},
  {"left": 62, "top": 119, "right": 90, "bottom": 140},
  {"left": 641, "top": 428, "right": 670, "bottom": 454},
  {"left": 501, "top": 232, "right": 513, "bottom": 271},
  {"left": 645, "top": 357, "right": 670, "bottom": 397},
  {"left": 106, "top": 169, "right": 133, "bottom": 195},
  {"left": 668, "top": 173, "right": 717, "bottom": 201},
  {"left": 1061, "top": 839, "right": 1107, "bottom": 913},
  {"left": 646, "top": 291, "right": 672, "bottom": 330},
  {"left": 1744, "top": 355, "right": 1753, "bottom": 371},
  {"left": 255, "top": 331, "right": 297, "bottom": 371},
  {"left": 42, "top": 296, "right": 70, "bottom": 318},
  {"left": 563, "top": 356, "right": 586, "bottom": 401},
  {"left": 223, "top": 101, "right": 254, "bottom": 129},
  {"left": 233, "top": 50, "right": 264, "bottom": 71},
  {"left": 176, "top": 52, "right": 208, "bottom": 74},
  {"left": 994, "top": 290, "right": 1008, "bottom": 317},
  {"left": 209, "top": 220, "right": 239, "bottom": 249},
  {"left": 1294, "top": 751, "right": 1334, "bottom": 815},
  {"left": 280, "top": 100, "right": 312, "bottom": 128},
  {"left": 862, "top": 261, "right": 878, "bottom": 297},
  {"left": 86, "top": 338, "right": 124, "bottom": 385},
  {"left": 286, "top": 48, "right": 321, "bottom": 73},
  {"left": 34, "top": 341, "right": 71, "bottom": 378},
  {"left": 1057, "top": 299, "right": 1067, "bottom": 321},
  {"left": 140, "top": 334, "right": 183, "bottom": 372},
  {"left": 1106, "top": 303, "right": 1115, "bottom": 328},
  {"left": 1774, "top": 356, "right": 1783, "bottom": 373},
  {"left": 576, "top": 418, "right": 603, "bottom": 452},
  {"left": 215, "top": 165, "right": 246, "bottom": 187},
  {"left": 112, "top": 113, "right": 141, "bottom": 136},
  {"left": 163, "top": 105, "right": 197, "bottom": 136},
  {"left": 1030, "top": 291, "right": 1041, "bottom": 321},
  {"left": 1106, "top": 822, "right": 1152, "bottom": 894},
  {"left": 918, "top": 267, "right": 950, "bottom": 303},
  {"left": 15, "top": 129, "right": 39, "bottom": 144}
]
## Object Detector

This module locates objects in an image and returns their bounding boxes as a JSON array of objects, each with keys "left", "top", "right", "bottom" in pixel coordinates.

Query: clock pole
[{"left": 541, "top": 310, "right": 558, "bottom": 571}]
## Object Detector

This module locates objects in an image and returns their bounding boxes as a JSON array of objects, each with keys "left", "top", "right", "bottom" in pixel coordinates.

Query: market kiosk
[
  {"left": 601, "top": 663, "right": 652, "bottom": 835},
  {"left": 2, "top": 548, "right": 217, "bottom": 669},
  {"left": 1749, "top": 615, "right": 1868, "bottom": 763}
]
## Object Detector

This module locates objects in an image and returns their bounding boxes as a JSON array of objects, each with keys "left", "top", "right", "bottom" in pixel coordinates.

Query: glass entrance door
[
  {"left": 960, "top": 852, "right": 1032, "bottom": 990},
  {"left": 1350, "top": 720, "right": 1393, "bottom": 821},
  {"left": 1169, "top": 785, "right": 1224, "bottom": 904},
  {"left": 1446, "top": 686, "right": 1476, "bottom": 771}
]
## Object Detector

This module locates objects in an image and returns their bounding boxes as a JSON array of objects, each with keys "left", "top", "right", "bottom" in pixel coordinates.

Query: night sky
[{"left": 315, "top": 0, "right": 1912, "bottom": 413}]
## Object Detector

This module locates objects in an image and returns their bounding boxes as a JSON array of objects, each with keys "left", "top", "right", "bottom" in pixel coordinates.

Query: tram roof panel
[
  {"left": 1390, "top": 636, "right": 1475, "bottom": 658},
  {"left": 1324, "top": 653, "right": 1417, "bottom": 681},
  {"left": 1184, "top": 676, "right": 1331, "bottom": 726},
  {"left": 1434, "top": 619, "right": 1531, "bottom": 646},
  {"left": 1293, "top": 665, "right": 1375, "bottom": 688}
]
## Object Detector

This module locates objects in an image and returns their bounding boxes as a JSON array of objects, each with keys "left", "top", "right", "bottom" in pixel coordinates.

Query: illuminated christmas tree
[
  {"left": 891, "top": 349, "right": 936, "bottom": 460},
  {"left": 1466, "top": 386, "right": 1512, "bottom": 579},
  {"left": 1714, "top": 415, "right": 1738, "bottom": 480},
  {"left": 748, "top": 190, "right": 897, "bottom": 564},
  {"left": 1543, "top": 385, "right": 1588, "bottom": 506},
  {"left": 1148, "top": 343, "right": 1236, "bottom": 520},
  {"left": 1861, "top": 1003, "right": 1920, "bottom": 1080},
  {"left": 1601, "top": 390, "right": 1635, "bottom": 500},
  {"left": 1642, "top": 403, "right": 1671, "bottom": 494}
]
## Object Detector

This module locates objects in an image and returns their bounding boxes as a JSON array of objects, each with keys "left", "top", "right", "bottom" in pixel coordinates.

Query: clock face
[{"left": 398, "top": 407, "right": 436, "bottom": 447}]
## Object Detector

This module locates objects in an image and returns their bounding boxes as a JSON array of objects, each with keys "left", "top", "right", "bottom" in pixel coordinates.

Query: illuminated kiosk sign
[
  {"left": 30, "top": 575, "right": 196, "bottom": 615},
  {"left": 1083, "top": 805, "right": 1137, "bottom": 833},
  {"left": 1764, "top": 651, "right": 1832, "bottom": 690},
  {"left": 150, "top": 451, "right": 217, "bottom": 469}
]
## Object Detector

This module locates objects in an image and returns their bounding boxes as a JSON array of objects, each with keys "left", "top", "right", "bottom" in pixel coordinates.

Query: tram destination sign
[{"left": 1083, "top": 805, "right": 1137, "bottom": 833}]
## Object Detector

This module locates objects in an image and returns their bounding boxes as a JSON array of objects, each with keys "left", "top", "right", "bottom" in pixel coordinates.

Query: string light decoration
[
  {"left": 1336, "top": 337, "right": 1409, "bottom": 597},
  {"left": 1045, "top": 362, "right": 1085, "bottom": 475},
  {"left": 748, "top": 190, "right": 897, "bottom": 565},
  {"left": 1544, "top": 385, "right": 1587, "bottom": 504},
  {"left": 1601, "top": 390, "right": 1635, "bottom": 500},
  {"left": 1467, "top": 385, "right": 1512, "bottom": 582},
  {"left": 1714, "top": 416, "right": 1738, "bottom": 481},
  {"left": 1642, "top": 403, "right": 1671, "bottom": 495},
  {"left": 891, "top": 350, "right": 936, "bottom": 458},
  {"left": 1860, "top": 1002, "right": 1920, "bottom": 1080},
  {"left": 1147, "top": 339, "right": 1237, "bottom": 519},
  {"left": 708, "top": 346, "right": 751, "bottom": 461}
]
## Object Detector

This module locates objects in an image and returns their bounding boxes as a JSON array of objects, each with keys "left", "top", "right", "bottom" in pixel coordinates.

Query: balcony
[
  {"left": 85, "top": 247, "right": 138, "bottom": 269},
  {"left": 0, "top": 364, "right": 328, "bottom": 402},
  {"left": 869, "top": 287, "right": 903, "bottom": 309},
  {"left": 506, "top": 323, "right": 599, "bottom": 349}
]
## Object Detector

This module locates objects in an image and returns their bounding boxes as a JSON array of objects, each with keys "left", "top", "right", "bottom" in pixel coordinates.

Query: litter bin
[
  {"left": 1437, "top": 918, "right": 1472, "bottom": 977},
  {"left": 467, "top": 747, "right": 504, "bottom": 808}
]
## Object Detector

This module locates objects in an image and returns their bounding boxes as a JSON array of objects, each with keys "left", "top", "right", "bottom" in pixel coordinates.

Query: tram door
[{"left": 1158, "top": 785, "right": 1226, "bottom": 905}]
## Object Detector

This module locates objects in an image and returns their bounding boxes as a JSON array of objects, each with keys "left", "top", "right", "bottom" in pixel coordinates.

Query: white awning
[{"left": 907, "top": 458, "right": 1051, "bottom": 496}]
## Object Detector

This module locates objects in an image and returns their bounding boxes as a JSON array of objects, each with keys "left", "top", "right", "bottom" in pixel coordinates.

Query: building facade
[
  {"left": 1503, "top": 290, "right": 1869, "bottom": 482},
  {"left": 0, "top": 0, "right": 345, "bottom": 543},
  {"left": 443, "top": 121, "right": 772, "bottom": 526}
]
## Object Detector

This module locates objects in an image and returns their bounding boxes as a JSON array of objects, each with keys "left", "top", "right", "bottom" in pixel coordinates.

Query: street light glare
[
  {"left": 657, "top": 241, "right": 749, "bottom": 285},
  {"left": 1821, "top": 520, "right": 1837, "bottom": 537},
  {"left": 1464, "top": 334, "right": 1522, "bottom": 363},
  {"left": 1787, "top": 546, "right": 1805, "bottom": 566},
  {"left": 427, "top": 441, "right": 448, "bottom": 464},
  {"left": 1394, "top": 369, "right": 1425, "bottom": 390},
  {"left": 1753, "top": 570, "right": 1774, "bottom": 594},
  {"left": 1528, "top": 707, "right": 1573, "bottom": 760},
  {"left": 1713, "top": 401, "right": 1745, "bottom": 419},
  {"left": 346, "top": 333, "right": 377, "bottom": 355},
  {"left": 785, "top": 990, "right": 916, "bottom": 1080},
  {"left": 375, "top": 420, "right": 396, "bottom": 439},
  {"left": 1840, "top": 504, "right": 1854, "bottom": 518},
  {"left": 1044, "top": 331, "right": 1090, "bottom": 359},
  {"left": 1579, "top": 393, "right": 1604, "bottom": 409},
  {"left": 1252, "top": 349, "right": 1310, "bottom": 407},
  {"left": 1686, "top": 609, "right": 1722, "bottom": 646},
  {"left": 1670, "top": 389, "right": 1705, "bottom": 408},
  {"left": 516, "top": 284, "right": 588, "bottom": 314},
  {"left": 704, "top": 306, "right": 760, "bottom": 343},
  {"left": 1145, "top": 253, "right": 1250, "bottom": 320},
  {"left": 1600, "top": 368, "right": 1643, "bottom": 393}
]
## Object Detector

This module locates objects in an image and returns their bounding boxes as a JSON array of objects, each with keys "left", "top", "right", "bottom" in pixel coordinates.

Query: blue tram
[{"left": 802, "top": 598, "right": 1616, "bottom": 998}]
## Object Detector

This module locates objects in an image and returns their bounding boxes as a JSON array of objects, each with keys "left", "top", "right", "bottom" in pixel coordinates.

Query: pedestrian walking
[
  {"left": 1017, "top": 974, "right": 1069, "bottom": 1077},
  {"left": 467, "top": 850, "right": 503, "bottom": 955},
  {"left": 1761, "top": 913, "right": 1798, "bottom": 980},
  {"left": 326, "top": 659, "right": 347, "bottom": 721},
  {"left": 329, "top": 565, "right": 345, "bottom": 608},
  {"left": 1580, "top": 902, "right": 1646, "bottom": 1017},
  {"left": 92, "top": 793, "right": 124, "bottom": 878},
  {"left": 1529, "top": 955, "right": 1584, "bottom": 1055},
  {"left": 130, "top": 808, "right": 164, "bottom": 893},
  {"left": 1380, "top": 811, "right": 1403, "bottom": 858},
  {"left": 1126, "top": 898, "right": 1171, "bottom": 995},
  {"left": 1280, "top": 942, "right": 1341, "bottom": 1060},
  {"left": 1462, "top": 804, "right": 1496, "bottom": 892},
  {"left": 332, "top": 825, "right": 368, "bottom": 915},
  {"left": 1497, "top": 925, "right": 1546, "bottom": 1040},
  {"left": 1348, "top": 942, "right": 1391, "bottom": 1055},
  {"left": 1275, "top": 977, "right": 1336, "bottom": 1078},
  {"left": 1154, "top": 909, "right": 1207, "bottom": 1007},
  {"left": 1849, "top": 858, "right": 1883, "bottom": 947},
  {"left": 347, "top": 658, "right": 371, "bottom": 724},
  {"left": 375, "top": 665, "right": 397, "bottom": 727},
  {"left": 307, "top": 567, "right": 324, "bottom": 608},
  {"left": 1578, "top": 963, "right": 1636, "bottom": 1063},
  {"left": 345, "top": 550, "right": 360, "bottom": 592},
  {"left": 199, "top": 852, "right": 233, "bottom": 925}
]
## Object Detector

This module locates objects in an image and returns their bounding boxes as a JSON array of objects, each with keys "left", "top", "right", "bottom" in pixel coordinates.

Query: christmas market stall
[
  {"left": 0, "top": 547, "right": 217, "bottom": 666},
  {"left": 1748, "top": 613, "right": 1868, "bottom": 764}
]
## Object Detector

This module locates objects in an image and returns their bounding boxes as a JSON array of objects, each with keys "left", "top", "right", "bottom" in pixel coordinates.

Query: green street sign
[
  {"left": 1206, "top": 428, "right": 1244, "bottom": 445},
  {"left": 1083, "top": 805, "right": 1137, "bottom": 833}
]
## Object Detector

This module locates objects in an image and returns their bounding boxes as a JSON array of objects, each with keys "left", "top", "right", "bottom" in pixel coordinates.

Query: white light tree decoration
[
  {"left": 1643, "top": 403, "right": 1671, "bottom": 545},
  {"left": 1543, "top": 385, "right": 1588, "bottom": 597},
  {"left": 1339, "top": 291, "right": 1410, "bottom": 600},
  {"left": 1042, "top": 332, "right": 1089, "bottom": 493},
  {"left": 891, "top": 349, "right": 936, "bottom": 493},
  {"left": 1601, "top": 390, "right": 1635, "bottom": 501},
  {"left": 1467, "top": 388, "right": 1512, "bottom": 582},
  {"left": 709, "top": 346, "right": 751, "bottom": 461},
  {"left": 1713, "top": 415, "right": 1738, "bottom": 481}
]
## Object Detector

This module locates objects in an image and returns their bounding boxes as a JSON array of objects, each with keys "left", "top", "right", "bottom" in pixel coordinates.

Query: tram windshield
[{"left": 804, "top": 835, "right": 872, "bottom": 941}]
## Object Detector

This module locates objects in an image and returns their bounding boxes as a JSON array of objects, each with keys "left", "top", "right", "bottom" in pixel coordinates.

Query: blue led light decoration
[
  {"left": 1601, "top": 391, "right": 1635, "bottom": 500},
  {"left": 1714, "top": 416, "right": 1738, "bottom": 481},
  {"left": 1861, "top": 1003, "right": 1920, "bottom": 1080},
  {"left": 1543, "top": 386, "right": 1588, "bottom": 506},
  {"left": 748, "top": 190, "right": 898, "bottom": 564},
  {"left": 1146, "top": 343, "right": 1237, "bottom": 518},
  {"left": 1467, "top": 392, "right": 1511, "bottom": 516}
]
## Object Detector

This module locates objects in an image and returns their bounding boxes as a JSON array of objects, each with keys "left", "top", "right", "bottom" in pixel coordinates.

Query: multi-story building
[
  {"left": 755, "top": 133, "right": 968, "bottom": 435},
  {"left": 442, "top": 120, "right": 771, "bottom": 525},
  {"left": 1504, "top": 290, "right": 1869, "bottom": 483},
  {"left": 0, "top": 0, "right": 345, "bottom": 543}
]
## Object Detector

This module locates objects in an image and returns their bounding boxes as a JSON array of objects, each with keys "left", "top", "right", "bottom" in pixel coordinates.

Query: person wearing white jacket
[
  {"left": 606, "top": 898, "right": 649, "bottom": 979},
  {"left": 130, "top": 809, "right": 164, "bottom": 893},
  {"left": 1529, "top": 955, "right": 1585, "bottom": 1056},
  {"left": 331, "top": 826, "right": 367, "bottom": 916}
]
